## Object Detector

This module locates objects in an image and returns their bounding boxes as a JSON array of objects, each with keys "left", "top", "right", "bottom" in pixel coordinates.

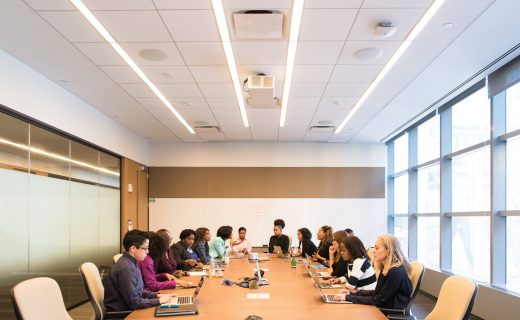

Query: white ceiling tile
[
  {"left": 221, "top": 127, "right": 252, "bottom": 140},
  {"left": 84, "top": 0, "right": 155, "bottom": 10},
  {"left": 177, "top": 42, "right": 226, "bottom": 65},
  {"left": 370, "top": 81, "right": 407, "bottom": 97},
  {"left": 120, "top": 83, "right": 154, "bottom": 97},
  {"left": 160, "top": 10, "right": 220, "bottom": 41},
  {"left": 361, "top": 96, "right": 391, "bottom": 109},
  {"left": 100, "top": 66, "right": 143, "bottom": 83},
  {"left": 206, "top": 97, "right": 239, "bottom": 109},
  {"left": 186, "top": 118, "right": 218, "bottom": 126},
  {"left": 178, "top": 108, "right": 214, "bottom": 119},
  {"left": 338, "top": 40, "right": 401, "bottom": 64},
  {"left": 299, "top": 9, "right": 357, "bottom": 41},
  {"left": 212, "top": 108, "right": 242, "bottom": 118},
  {"left": 26, "top": 0, "right": 75, "bottom": 10},
  {"left": 189, "top": 66, "right": 231, "bottom": 83},
  {"left": 305, "top": 0, "right": 363, "bottom": 8},
  {"left": 135, "top": 97, "right": 164, "bottom": 109},
  {"left": 284, "top": 117, "right": 312, "bottom": 126},
  {"left": 295, "top": 41, "right": 344, "bottom": 64},
  {"left": 248, "top": 118, "right": 279, "bottom": 126},
  {"left": 223, "top": 0, "right": 292, "bottom": 9},
  {"left": 313, "top": 108, "right": 349, "bottom": 119},
  {"left": 247, "top": 108, "right": 280, "bottom": 118},
  {"left": 292, "top": 65, "right": 334, "bottom": 83},
  {"left": 39, "top": 11, "right": 105, "bottom": 42},
  {"left": 141, "top": 66, "right": 195, "bottom": 83},
  {"left": 362, "top": 0, "right": 432, "bottom": 8},
  {"left": 199, "top": 84, "right": 235, "bottom": 97},
  {"left": 329, "top": 64, "right": 382, "bottom": 82},
  {"left": 215, "top": 118, "right": 245, "bottom": 126},
  {"left": 121, "top": 42, "right": 185, "bottom": 66},
  {"left": 158, "top": 84, "right": 203, "bottom": 97},
  {"left": 94, "top": 11, "right": 171, "bottom": 42},
  {"left": 167, "top": 98, "right": 209, "bottom": 109},
  {"left": 323, "top": 82, "right": 369, "bottom": 97},
  {"left": 153, "top": 0, "right": 212, "bottom": 9},
  {"left": 303, "top": 132, "right": 334, "bottom": 141},
  {"left": 278, "top": 127, "right": 307, "bottom": 141},
  {"left": 348, "top": 8, "right": 426, "bottom": 41},
  {"left": 148, "top": 108, "right": 177, "bottom": 119},
  {"left": 353, "top": 107, "right": 380, "bottom": 119},
  {"left": 288, "top": 97, "right": 321, "bottom": 109},
  {"left": 318, "top": 97, "right": 358, "bottom": 109},
  {"left": 290, "top": 83, "right": 326, "bottom": 97},
  {"left": 74, "top": 43, "right": 126, "bottom": 65},
  {"left": 233, "top": 42, "right": 288, "bottom": 65},
  {"left": 286, "top": 108, "right": 316, "bottom": 118}
]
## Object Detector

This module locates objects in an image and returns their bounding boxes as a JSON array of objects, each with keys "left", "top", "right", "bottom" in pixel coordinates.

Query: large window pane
[
  {"left": 452, "top": 147, "right": 490, "bottom": 212},
  {"left": 394, "top": 174, "right": 408, "bottom": 214},
  {"left": 506, "top": 82, "right": 520, "bottom": 132},
  {"left": 417, "top": 217, "right": 439, "bottom": 268},
  {"left": 418, "top": 116, "right": 440, "bottom": 164},
  {"left": 394, "top": 134, "right": 408, "bottom": 172},
  {"left": 452, "top": 87, "right": 490, "bottom": 152},
  {"left": 507, "top": 136, "right": 520, "bottom": 210},
  {"left": 30, "top": 125, "right": 70, "bottom": 177},
  {"left": 418, "top": 164, "right": 440, "bottom": 213},
  {"left": 394, "top": 217, "right": 409, "bottom": 256},
  {"left": 507, "top": 216, "right": 520, "bottom": 292},
  {"left": 452, "top": 216, "right": 490, "bottom": 282}
]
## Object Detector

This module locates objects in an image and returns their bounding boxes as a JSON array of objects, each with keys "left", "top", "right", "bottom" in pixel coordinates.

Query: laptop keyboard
[
  {"left": 177, "top": 296, "right": 192, "bottom": 305},
  {"left": 323, "top": 294, "right": 342, "bottom": 303}
]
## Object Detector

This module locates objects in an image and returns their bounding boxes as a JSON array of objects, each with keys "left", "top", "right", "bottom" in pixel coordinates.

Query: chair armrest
[
  {"left": 387, "top": 315, "right": 416, "bottom": 320},
  {"left": 105, "top": 310, "right": 133, "bottom": 319},
  {"left": 378, "top": 307, "right": 405, "bottom": 315}
]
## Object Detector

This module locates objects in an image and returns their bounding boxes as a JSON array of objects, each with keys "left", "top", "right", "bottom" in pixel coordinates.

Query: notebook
[
  {"left": 155, "top": 304, "right": 198, "bottom": 317},
  {"left": 160, "top": 277, "right": 204, "bottom": 306}
]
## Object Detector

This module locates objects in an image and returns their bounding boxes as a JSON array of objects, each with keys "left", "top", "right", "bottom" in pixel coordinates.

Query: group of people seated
[{"left": 104, "top": 220, "right": 412, "bottom": 314}]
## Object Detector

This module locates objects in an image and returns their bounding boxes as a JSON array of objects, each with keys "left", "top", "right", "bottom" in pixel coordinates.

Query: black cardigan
[
  {"left": 299, "top": 239, "right": 317, "bottom": 257},
  {"left": 345, "top": 265, "right": 412, "bottom": 309},
  {"left": 268, "top": 234, "right": 290, "bottom": 254},
  {"left": 316, "top": 240, "right": 332, "bottom": 262}
]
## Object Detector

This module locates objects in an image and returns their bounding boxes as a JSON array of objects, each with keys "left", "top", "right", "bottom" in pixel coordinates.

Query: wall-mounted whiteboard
[{"left": 149, "top": 198, "right": 386, "bottom": 248}]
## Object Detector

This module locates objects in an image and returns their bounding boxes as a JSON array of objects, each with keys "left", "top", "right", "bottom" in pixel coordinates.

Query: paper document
[
  {"left": 247, "top": 293, "right": 270, "bottom": 299},
  {"left": 187, "top": 271, "right": 207, "bottom": 276}
]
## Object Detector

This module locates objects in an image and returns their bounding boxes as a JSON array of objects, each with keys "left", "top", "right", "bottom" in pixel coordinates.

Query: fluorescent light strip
[
  {"left": 69, "top": 0, "right": 195, "bottom": 134},
  {"left": 211, "top": 0, "right": 249, "bottom": 127},
  {"left": 280, "top": 0, "right": 305, "bottom": 127},
  {"left": 335, "top": 0, "right": 445, "bottom": 134},
  {"left": 0, "top": 138, "right": 120, "bottom": 176}
]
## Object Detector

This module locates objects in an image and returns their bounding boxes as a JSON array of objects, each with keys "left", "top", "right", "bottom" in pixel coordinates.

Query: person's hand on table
[
  {"left": 327, "top": 278, "right": 340, "bottom": 285},
  {"left": 332, "top": 294, "right": 347, "bottom": 301},
  {"left": 176, "top": 280, "right": 194, "bottom": 288},
  {"left": 186, "top": 259, "right": 197, "bottom": 266},
  {"left": 158, "top": 294, "right": 176, "bottom": 304},
  {"left": 338, "top": 288, "right": 351, "bottom": 295},
  {"left": 164, "top": 273, "right": 176, "bottom": 281},
  {"left": 173, "top": 270, "right": 184, "bottom": 278}
]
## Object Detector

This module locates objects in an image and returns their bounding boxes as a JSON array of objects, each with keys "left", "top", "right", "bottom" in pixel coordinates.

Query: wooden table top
[{"left": 126, "top": 255, "right": 386, "bottom": 319}]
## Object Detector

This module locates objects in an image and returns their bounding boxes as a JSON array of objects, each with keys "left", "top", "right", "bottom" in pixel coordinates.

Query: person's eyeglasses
[{"left": 139, "top": 246, "right": 149, "bottom": 251}]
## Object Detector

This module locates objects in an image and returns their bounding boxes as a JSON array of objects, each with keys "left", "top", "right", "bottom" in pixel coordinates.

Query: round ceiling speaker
[
  {"left": 353, "top": 47, "right": 383, "bottom": 61},
  {"left": 139, "top": 49, "right": 168, "bottom": 61}
]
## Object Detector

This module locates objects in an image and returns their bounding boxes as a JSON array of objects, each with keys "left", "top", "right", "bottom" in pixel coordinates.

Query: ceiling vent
[
  {"left": 194, "top": 126, "right": 220, "bottom": 134},
  {"left": 233, "top": 10, "right": 284, "bottom": 39},
  {"left": 309, "top": 125, "right": 335, "bottom": 133},
  {"left": 246, "top": 75, "right": 278, "bottom": 108}
]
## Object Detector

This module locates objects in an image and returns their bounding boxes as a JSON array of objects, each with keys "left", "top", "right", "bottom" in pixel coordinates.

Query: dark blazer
[
  {"left": 268, "top": 234, "right": 290, "bottom": 254},
  {"left": 299, "top": 239, "right": 317, "bottom": 257},
  {"left": 171, "top": 241, "right": 196, "bottom": 271}
]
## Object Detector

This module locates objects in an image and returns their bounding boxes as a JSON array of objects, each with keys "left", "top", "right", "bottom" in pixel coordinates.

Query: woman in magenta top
[{"left": 138, "top": 232, "right": 177, "bottom": 291}]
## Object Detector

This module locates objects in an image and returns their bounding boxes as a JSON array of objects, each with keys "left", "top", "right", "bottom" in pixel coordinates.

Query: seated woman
[
  {"left": 333, "top": 234, "right": 412, "bottom": 310},
  {"left": 137, "top": 232, "right": 193, "bottom": 291},
  {"left": 328, "top": 230, "right": 349, "bottom": 277},
  {"left": 328, "top": 235, "right": 376, "bottom": 291},
  {"left": 312, "top": 225, "right": 333, "bottom": 265},
  {"left": 193, "top": 227, "right": 212, "bottom": 264},
  {"left": 268, "top": 225, "right": 290, "bottom": 254},
  {"left": 155, "top": 229, "right": 184, "bottom": 278},
  {"left": 209, "top": 225, "right": 233, "bottom": 259},
  {"left": 296, "top": 227, "right": 317, "bottom": 257},
  {"left": 171, "top": 229, "right": 203, "bottom": 271},
  {"left": 232, "top": 227, "right": 252, "bottom": 254}
]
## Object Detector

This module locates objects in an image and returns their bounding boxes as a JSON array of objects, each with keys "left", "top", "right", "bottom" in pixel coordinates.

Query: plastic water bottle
[
  {"left": 209, "top": 259, "right": 215, "bottom": 277},
  {"left": 291, "top": 254, "right": 297, "bottom": 268}
]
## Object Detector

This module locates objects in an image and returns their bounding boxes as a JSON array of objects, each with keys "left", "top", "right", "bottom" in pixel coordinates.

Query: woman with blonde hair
[{"left": 333, "top": 234, "right": 412, "bottom": 310}]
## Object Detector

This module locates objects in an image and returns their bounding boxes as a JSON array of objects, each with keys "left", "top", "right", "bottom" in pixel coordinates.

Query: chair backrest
[
  {"left": 11, "top": 277, "right": 73, "bottom": 320},
  {"left": 79, "top": 262, "right": 105, "bottom": 320},
  {"left": 406, "top": 261, "right": 425, "bottom": 313},
  {"left": 425, "top": 275, "right": 478, "bottom": 320},
  {"left": 288, "top": 235, "right": 293, "bottom": 251},
  {"left": 112, "top": 253, "right": 123, "bottom": 264}
]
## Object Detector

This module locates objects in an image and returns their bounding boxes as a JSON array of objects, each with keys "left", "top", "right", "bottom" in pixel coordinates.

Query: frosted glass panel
[
  {"left": 99, "top": 187, "right": 121, "bottom": 264},
  {"left": 0, "top": 113, "right": 29, "bottom": 168}
]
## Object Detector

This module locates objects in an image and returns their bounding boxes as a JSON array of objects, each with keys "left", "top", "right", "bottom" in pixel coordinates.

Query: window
[
  {"left": 452, "top": 88, "right": 490, "bottom": 152},
  {"left": 394, "top": 133, "right": 408, "bottom": 173},
  {"left": 394, "top": 174, "right": 408, "bottom": 214},
  {"left": 418, "top": 116, "right": 440, "bottom": 163},
  {"left": 417, "top": 164, "right": 440, "bottom": 213},
  {"left": 507, "top": 217, "right": 520, "bottom": 292},
  {"left": 417, "top": 217, "right": 439, "bottom": 268},
  {"left": 394, "top": 217, "right": 408, "bottom": 256},
  {"left": 452, "top": 147, "right": 490, "bottom": 212},
  {"left": 506, "top": 133, "right": 520, "bottom": 210},
  {"left": 452, "top": 217, "right": 490, "bottom": 282},
  {"left": 506, "top": 82, "right": 520, "bottom": 132}
]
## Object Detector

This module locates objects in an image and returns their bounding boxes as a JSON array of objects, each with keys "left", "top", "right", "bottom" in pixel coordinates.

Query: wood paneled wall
[
  {"left": 121, "top": 158, "right": 149, "bottom": 239},
  {"left": 149, "top": 167, "right": 384, "bottom": 198}
]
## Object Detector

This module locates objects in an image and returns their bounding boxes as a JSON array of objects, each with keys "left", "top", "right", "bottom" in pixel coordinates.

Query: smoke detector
[{"left": 374, "top": 22, "right": 397, "bottom": 38}]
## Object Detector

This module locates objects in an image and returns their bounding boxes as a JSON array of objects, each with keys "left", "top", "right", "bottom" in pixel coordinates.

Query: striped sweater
[{"left": 339, "top": 257, "right": 377, "bottom": 290}]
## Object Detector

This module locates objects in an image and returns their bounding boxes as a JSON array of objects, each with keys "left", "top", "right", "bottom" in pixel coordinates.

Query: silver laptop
[
  {"left": 310, "top": 270, "right": 342, "bottom": 289},
  {"left": 273, "top": 245, "right": 290, "bottom": 259},
  {"left": 310, "top": 272, "right": 351, "bottom": 304},
  {"left": 162, "top": 277, "right": 205, "bottom": 306}
]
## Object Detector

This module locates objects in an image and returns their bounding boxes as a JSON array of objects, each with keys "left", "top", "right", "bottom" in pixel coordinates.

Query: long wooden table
[{"left": 126, "top": 255, "right": 386, "bottom": 319}]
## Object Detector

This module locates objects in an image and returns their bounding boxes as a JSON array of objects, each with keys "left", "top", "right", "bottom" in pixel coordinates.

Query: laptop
[
  {"left": 155, "top": 304, "right": 198, "bottom": 317},
  {"left": 161, "top": 277, "right": 205, "bottom": 306},
  {"left": 310, "top": 271, "right": 342, "bottom": 289},
  {"left": 273, "top": 246, "right": 290, "bottom": 259},
  {"left": 310, "top": 272, "right": 351, "bottom": 304}
]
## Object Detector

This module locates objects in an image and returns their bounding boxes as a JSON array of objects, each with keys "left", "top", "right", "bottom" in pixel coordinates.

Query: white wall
[
  {"left": 149, "top": 142, "right": 387, "bottom": 247},
  {"left": 0, "top": 49, "right": 149, "bottom": 164}
]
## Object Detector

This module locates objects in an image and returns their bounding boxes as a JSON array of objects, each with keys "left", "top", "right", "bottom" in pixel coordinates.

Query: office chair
[
  {"left": 381, "top": 261, "right": 425, "bottom": 320},
  {"left": 11, "top": 277, "right": 72, "bottom": 320},
  {"left": 79, "top": 262, "right": 132, "bottom": 320},
  {"left": 112, "top": 253, "right": 123, "bottom": 264},
  {"left": 425, "top": 275, "right": 478, "bottom": 320}
]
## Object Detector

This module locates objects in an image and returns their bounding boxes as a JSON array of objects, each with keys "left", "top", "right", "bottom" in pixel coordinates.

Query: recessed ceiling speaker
[
  {"left": 353, "top": 47, "right": 383, "bottom": 61},
  {"left": 139, "top": 49, "right": 168, "bottom": 61},
  {"left": 374, "top": 22, "right": 397, "bottom": 38}
]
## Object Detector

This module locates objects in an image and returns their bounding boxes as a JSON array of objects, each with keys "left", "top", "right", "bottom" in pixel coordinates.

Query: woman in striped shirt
[{"left": 328, "top": 235, "right": 376, "bottom": 292}]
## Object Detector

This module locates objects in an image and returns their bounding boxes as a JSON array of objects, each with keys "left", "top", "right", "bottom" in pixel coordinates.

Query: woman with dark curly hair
[{"left": 296, "top": 227, "right": 317, "bottom": 257}]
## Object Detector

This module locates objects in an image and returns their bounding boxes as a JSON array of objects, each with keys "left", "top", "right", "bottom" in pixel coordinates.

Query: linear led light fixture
[
  {"left": 69, "top": 0, "right": 195, "bottom": 134},
  {"left": 211, "top": 0, "right": 249, "bottom": 127},
  {"left": 0, "top": 137, "right": 120, "bottom": 176},
  {"left": 280, "top": 0, "right": 305, "bottom": 127},
  {"left": 335, "top": 0, "right": 446, "bottom": 134}
]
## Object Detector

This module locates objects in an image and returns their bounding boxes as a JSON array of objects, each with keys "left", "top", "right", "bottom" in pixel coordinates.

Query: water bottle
[
  {"left": 291, "top": 254, "right": 297, "bottom": 268},
  {"left": 209, "top": 259, "right": 215, "bottom": 278}
]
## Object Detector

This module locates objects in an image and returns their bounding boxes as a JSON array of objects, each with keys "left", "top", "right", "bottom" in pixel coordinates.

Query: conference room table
[{"left": 126, "top": 254, "right": 386, "bottom": 319}]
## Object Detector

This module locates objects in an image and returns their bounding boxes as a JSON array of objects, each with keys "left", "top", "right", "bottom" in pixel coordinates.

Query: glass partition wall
[{"left": 0, "top": 109, "right": 120, "bottom": 318}]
